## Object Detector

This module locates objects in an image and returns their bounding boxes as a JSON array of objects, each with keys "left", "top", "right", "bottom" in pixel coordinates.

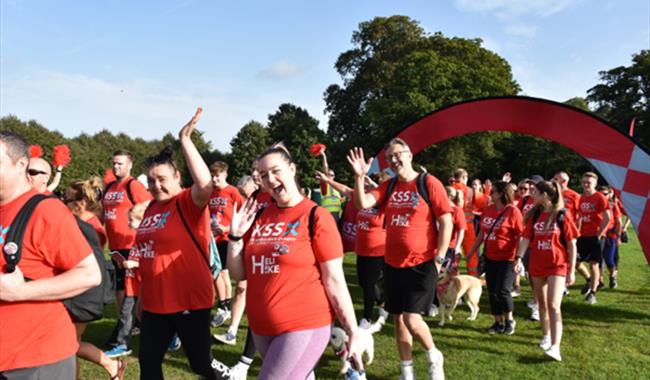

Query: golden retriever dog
[{"left": 437, "top": 267, "right": 482, "bottom": 326}]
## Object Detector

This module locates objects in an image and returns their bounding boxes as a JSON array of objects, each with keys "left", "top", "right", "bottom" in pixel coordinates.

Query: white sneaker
[
  {"left": 359, "top": 318, "right": 372, "bottom": 330},
  {"left": 229, "top": 362, "right": 249, "bottom": 380},
  {"left": 428, "top": 304, "right": 439, "bottom": 317},
  {"left": 213, "top": 331, "right": 236, "bottom": 345},
  {"left": 378, "top": 307, "right": 389, "bottom": 320},
  {"left": 511, "top": 287, "right": 521, "bottom": 298},
  {"left": 211, "top": 309, "right": 231, "bottom": 327},
  {"left": 427, "top": 349, "right": 445, "bottom": 380},
  {"left": 530, "top": 307, "right": 540, "bottom": 321},
  {"left": 539, "top": 336, "right": 552, "bottom": 351},
  {"left": 527, "top": 299, "right": 537, "bottom": 309},
  {"left": 544, "top": 345, "right": 562, "bottom": 361},
  {"left": 399, "top": 370, "right": 414, "bottom": 380}
]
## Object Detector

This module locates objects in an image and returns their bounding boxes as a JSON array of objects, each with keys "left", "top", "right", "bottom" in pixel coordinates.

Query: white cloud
[
  {"left": 258, "top": 59, "right": 303, "bottom": 79},
  {"left": 454, "top": 0, "right": 579, "bottom": 18},
  {"left": 503, "top": 23, "right": 538, "bottom": 38}
]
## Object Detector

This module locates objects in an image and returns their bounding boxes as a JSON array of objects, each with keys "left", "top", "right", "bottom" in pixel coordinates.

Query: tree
[
  {"left": 587, "top": 50, "right": 649, "bottom": 149},
  {"left": 324, "top": 15, "right": 520, "bottom": 183},
  {"left": 267, "top": 104, "right": 326, "bottom": 188},
  {"left": 564, "top": 97, "right": 590, "bottom": 111},
  {"left": 229, "top": 121, "right": 270, "bottom": 181}
]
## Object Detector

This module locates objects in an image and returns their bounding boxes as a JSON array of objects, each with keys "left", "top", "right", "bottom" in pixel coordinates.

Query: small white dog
[
  {"left": 437, "top": 267, "right": 482, "bottom": 326},
  {"left": 330, "top": 321, "right": 382, "bottom": 375}
]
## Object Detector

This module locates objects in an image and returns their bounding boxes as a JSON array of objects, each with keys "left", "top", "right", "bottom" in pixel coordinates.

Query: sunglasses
[{"left": 27, "top": 169, "right": 48, "bottom": 176}]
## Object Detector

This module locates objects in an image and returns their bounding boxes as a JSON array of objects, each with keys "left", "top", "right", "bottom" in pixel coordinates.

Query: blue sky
[{"left": 1, "top": 0, "right": 648, "bottom": 152}]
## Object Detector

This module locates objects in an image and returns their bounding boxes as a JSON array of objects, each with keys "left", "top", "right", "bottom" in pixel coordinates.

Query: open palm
[{"left": 346, "top": 147, "right": 373, "bottom": 177}]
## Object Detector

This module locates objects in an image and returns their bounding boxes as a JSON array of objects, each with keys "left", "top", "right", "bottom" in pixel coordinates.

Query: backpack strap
[
  {"left": 557, "top": 209, "right": 567, "bottom": 249},
  {"left": 175, "top": 199, "right": 213, "bottom": 274},
  {"left": 3, "top": 194, "right": 51, "bottom": 274},
  {"left": 308, "top": 205, "right": 318, "bottom": 241},
  {"left": 416, "top": 172, "right": 432, "bottom": 208},
  {"left": 105, "top": 178, "right": 136, "bottom": 205}
]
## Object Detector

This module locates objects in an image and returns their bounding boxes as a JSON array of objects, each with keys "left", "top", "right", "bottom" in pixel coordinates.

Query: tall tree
[
  {"left": 267, "top": 103, "right": 326, "bottom": 188},
  {"left": 229, "top": 121, "right": 270, "bottom": 181},
  {"left": 587, "top": 50, "right": 649, "bottom": 149}
]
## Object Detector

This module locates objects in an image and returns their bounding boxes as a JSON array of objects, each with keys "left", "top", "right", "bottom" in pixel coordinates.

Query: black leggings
[
  {"left": 241, "top": 326, "right": 257, "bottom": 361},
  {"left": 139, "top": 308, "right": 221, "bottom": 380},
  {"left": 356, "top": 255, "right": 385, "bottom": 320},
  {"left": 485, "top": 258, "right": 515, "bottom": 316}
]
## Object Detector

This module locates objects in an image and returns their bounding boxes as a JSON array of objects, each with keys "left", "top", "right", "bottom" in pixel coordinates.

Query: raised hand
[
  {"left": 179, "top": 107, "right": 203, "bottom": 140},
  {"left": 230, "top": 197, "right": 259, "bottom": 238},
  {"left": 346, "top": 147, "right": 373, "bottom": 178},
  {"left": 314, "top": 170, "right": 329, "bottom": 183},
  {"left": 502, "top": 172, "right": 512, "bottom": 183}
]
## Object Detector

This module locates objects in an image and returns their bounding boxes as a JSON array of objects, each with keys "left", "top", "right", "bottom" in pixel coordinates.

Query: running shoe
[
  {"left": 211, "top": 308, "right": 231, "bottom": 328},
  {"left": 530, "top": 306, "right": 540, "bottom": 321},
  {"left": 610, "top": 276, "right": 618, "bottom": 289},
  {"left": 597, "top": 282, "right": 605, "bottom": 291},
  {"left": 504, "top": 320, "right": 516, "bottom": 335},
  {"left": 544, "top": 346, "right": 562, "bottom": 361},
  {"left": 585, "top": 291, "right": 597, "bottom": 305},
  {"left": 104, "top": 345, "right": 132, "bottom": 358},
  {"left": 359, "top": 318, "right": 372, "bottom": 330},
  {"left": 377, "top": 307, "right": 389, "bottom": 325},
  {"left": 168, "top": 335, "right": 181, "bottom": 351},
  {"left": 581, "top": 279, "right": 592, "bottom": 295},
  {"left": 563, "top": 288, "right": 570, "bottom": 296},
  {"left": 230, "top": 362, "right": 249, "bottom": 380},
  {"left": 213, "top": 331, "right": 236, "bottom": 345},
  {"left": 511, "top": 286, "right": 521, "bottom": 298},
  {"left": 527, "top": 299, "right": 537, "bottom": 309},
  {"left": 487, "top": 322, "right": 505, "bottom": 334},
  {"left": 211, "top": 359, "right": 232, "bottom": 380},
  {"left": 130, "top": 327, "right": 140, "bottom": 336},
  {"left": 427, "top": 304, "right": 439, "bottom": 317},
  {"left": 539, "top": 336, "right": 552, "bottom": 351},
  {"left": 427, "top": 348, "right": 445, "bottom": 380}
]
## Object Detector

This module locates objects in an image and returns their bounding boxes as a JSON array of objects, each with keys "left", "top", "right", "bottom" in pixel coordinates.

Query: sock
[
  {"left": 426, "top": 348, "right": 441, "bottom": 364},
  {"left": 217, "top": 300, "right": 224, "bottom": 311},
  {"left": 225, "top": 298, "right": 232, "bottom": 311},
  {"left": 238, "top": 356, "right": 253, "bottom": 367}
]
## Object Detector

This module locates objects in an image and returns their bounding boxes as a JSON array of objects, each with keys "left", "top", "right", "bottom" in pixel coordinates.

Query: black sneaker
[
  {"left": 488, "top": 322, "right": 505, "bottom": 334},
  {"left": 597, "top": 282, "right": 605, "bottom": 291},
  {"left": 504, "top": 320, "right": 516, "bottom": 335},
  {"left": 581, "top": 279, "right": 592, "bottom": 295},
  {"left": 609, "top": 276, "right": 618, "bottom": 289}
]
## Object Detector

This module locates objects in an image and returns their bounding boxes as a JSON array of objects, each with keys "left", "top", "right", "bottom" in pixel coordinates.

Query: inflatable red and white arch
[{"left": 370, "top": 96, "right": 650, "bottom": 263}]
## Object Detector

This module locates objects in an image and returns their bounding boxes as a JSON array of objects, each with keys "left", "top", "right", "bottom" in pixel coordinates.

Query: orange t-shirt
[
  {"left": 562, "top": 188, "right": 580, "bottom": 223},
  {"left": 370, "top": 175, "right": 452, "bottom": 268},
  {"left": 606, "top": 202, "right": 621, "bottom": 239},
  {"left": 472, "top": 192, "right": 489, "bottom": 216},
  {"left": 124, "top": 247, "right": 141, "bottom": 297},
  {"left": 524, "top": 210, "right": 579, "bottom": 277},
  {"left": 103, "top": 177, "right": 152, "bottom": 250},
  {"left": 449, "top": 206, "right": 467, "bottom": 249},
  {"left": 340, "top": 201, "right": 359, "bottom": 252},
  {"left": 243, "top": 198, "right": 342, "bottom": 336},
  {"left": 136, "top": 189, "right": 214, "bottom": 314},
  {"left": 86, "top": 215, "right": 107, "bottom": 249},
  {"left": 452, "top": 182, "right": 472, "bottom": 224},
  {"left": 355, "top": 206, "right": 385, "bottom": 257},
  {"left": 0, "top": 190, "right": 92, "bottom": 371},
  {"left": 578, "top": 192, "right": 609, "bottom": 237},
  {"left": 209, "top": 185, "right": 244, "bottom": 243},
  {"left": 480, "top": 204, "right": 524, "bottom": 262}
]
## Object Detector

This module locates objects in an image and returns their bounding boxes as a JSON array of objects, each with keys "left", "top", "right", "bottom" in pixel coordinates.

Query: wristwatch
[{"left": 435, "top": 255, "right": 445, "bottom": 264}]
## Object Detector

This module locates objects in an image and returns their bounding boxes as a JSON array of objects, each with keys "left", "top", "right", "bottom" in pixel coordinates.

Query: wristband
[
  {"left": 228, "top": 234, "right": 242, "bottom": 241},
  {"left": 56, "top": 169, "right": 62, "bottom": 173},
  {"left": 515, "top": 257, "right": 523, "bottom": 261}
]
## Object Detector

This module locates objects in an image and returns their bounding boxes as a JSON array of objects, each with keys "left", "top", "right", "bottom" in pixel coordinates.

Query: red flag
[
  {"left": 52, "top": 145, "right": 72, "bottom": 167},
  {"left": 310, "top": 143, "right": 326, "bottom": 157},
  {"left": 629, "top": 117, "right": 636, "bottom": 137},
  {"left": 29, "top": 145, "right": 43, "bottom": 158}
]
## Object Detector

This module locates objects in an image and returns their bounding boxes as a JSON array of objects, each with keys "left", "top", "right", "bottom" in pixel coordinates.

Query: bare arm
[
  {"left": 227, "top": 240, "right": 246, "bottom": 282},
  {"left": 467, "top": 230, "right": 486, "bottom": 258},
  {"left": 178, "top": 108, "right": 212, "bottom": 208},
  {"left": 315, "top": 171, "right": 353, "bottom": 199},
  {"left": 320, "top": 151, "right": 330, "bottom": 175},
  {"left": 436, "top": 213, "right": 452, "bottom": 263},
  {"left": 566, "top": 239, "right": 577, "bottom": 286},
  {"left": 227, "top": 198, "right": 259, "bottom": 282},
  {"left": 455, "top": 229, "right": 465, "bottom": 254},
  {"left": 597, "top": 209, "right": 611, "bottom": 239},
  {"left": 47, "top": 167, "right": 63, "bottom": 192},
  {"left": 0, "top": 253, "right": 101, "bottom": 302},
  {"left": 347, "top": 148, "right": 378, "bottom": 209}
]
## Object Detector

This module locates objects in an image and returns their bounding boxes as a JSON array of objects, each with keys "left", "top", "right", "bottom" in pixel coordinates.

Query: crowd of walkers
[{"left": 0, "top": 109, "right": 631, "bottom": 380}]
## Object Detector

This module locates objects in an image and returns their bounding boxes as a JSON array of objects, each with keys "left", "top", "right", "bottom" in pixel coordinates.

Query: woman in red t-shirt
[
  {"left": 135, "top": 109, "right": 231, "bottom": 379},
  {"left": 444, "top": 186, "right": 467, "bottom": 275},
  {"left": 64, "top": 179, "right": 126, "bottom": 379},
  {"left": 467, "top": 181, "right": 523, "bottom": 335},
  {"left": 515, "top": 180, "right": 578, "bottom": 362},
  {"left": 228, "top": 146, "right": 362, "bottom": 379},
  {"left": 598, "top": 186, "right": 622, "bottom": 288}
]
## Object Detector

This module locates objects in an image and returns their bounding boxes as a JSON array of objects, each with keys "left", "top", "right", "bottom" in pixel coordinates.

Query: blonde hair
[{"left": 67, "top": 179, "right": 103, "bottom": 214}]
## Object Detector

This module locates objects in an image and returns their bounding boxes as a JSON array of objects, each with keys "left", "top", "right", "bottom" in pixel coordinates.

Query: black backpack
[
  {"left": 105, "top": 178, "right": 136, "bottom": 205},
  {"left": 2, "top": 194, "right": 113, "bottom": 322}
]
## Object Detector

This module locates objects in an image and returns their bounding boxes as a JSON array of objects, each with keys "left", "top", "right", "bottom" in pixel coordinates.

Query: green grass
[{"left": 80, "top": 232, "right": 650, "bottom": 379}]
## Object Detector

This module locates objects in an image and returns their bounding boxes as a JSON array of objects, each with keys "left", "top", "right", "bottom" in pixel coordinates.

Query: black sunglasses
[{"left": 27, "top": 169, "right": 48, "bottom": 176}]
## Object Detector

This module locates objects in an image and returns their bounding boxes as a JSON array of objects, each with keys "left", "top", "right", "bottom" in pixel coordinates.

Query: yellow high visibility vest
[{"left": 321, "top": 185, "right": 342, "bottom": 216}]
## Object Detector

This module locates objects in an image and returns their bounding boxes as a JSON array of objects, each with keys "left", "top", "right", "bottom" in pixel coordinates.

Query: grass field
[{"left": 80, "top": 232, "right": 650, "bottom": 379}]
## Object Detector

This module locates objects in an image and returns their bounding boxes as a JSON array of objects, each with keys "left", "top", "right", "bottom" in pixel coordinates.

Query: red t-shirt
[
  {"left": 253, "top": 189, "right": 273, "bottom": 211},
  {"left": 562, "top": 188, "right": 580, "bottom": 223},
  {"left": 340, "top": 201, "right": 359, "bottom": 252},
  {"left": 480, "top": 204, "right": 524, "bottom": 261},
  {"left": 86, "top": 215, "right": 107, "bottom": 249},
  {"left": 452, "top": 182, "right": 472, "bottom": 224},
  {"left": 524, "top": 210, "right": 579, "bottom": 277},
  {"left": 136, "top": 189, "right": 214, "bottom": 314},
  {"left": 124, "top": 247, "right": 141, "bottom": 297},
  {"left": 103, "top": 177, "right": 152, "bottom": 250},
  {"left": 519, "top": 195, "right": 536, "bottom": 217},
  {"left": 370, "top": 175, "right": 452, "bottom": 268},
  {"left": 607, "top": 202, "right": 622, "bottom": 239},
  {"left": 578, "top": 192, "right": 609, "bottom": 237},
  {"left": 209, "top": 185, "right": 244, "bottom": 243},
  {"left": 0, "top": 190, "right": 92, "bottom": 371},
  {"left": 449, "top": 206, "right": 467, "bottom": 249},
  {"left": 355, "top": 206, "right": 385, "bottom": 257},
  {"left": 243, "top": 198, "right": 342, "bottom": 336}
]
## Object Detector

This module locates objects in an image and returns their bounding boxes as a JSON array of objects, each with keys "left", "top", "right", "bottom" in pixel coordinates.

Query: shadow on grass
[{"left": 517, "top": 355, "right": 553, "bottom": 364}]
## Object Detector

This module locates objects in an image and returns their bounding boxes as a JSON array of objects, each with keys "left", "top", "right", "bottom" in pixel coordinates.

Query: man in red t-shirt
[
  {"left": 102, "top": 149, "right": 152, "bottom": 311},
  {"left": 208, "top": 161, "right": 244, "bottom": 328},
  {"left": 0, "top": 131, "right": 101, "bottom": 377},
  {"left": 553, "top": 171, "right": 580, "bottom": 222},
  {"left": 576, "top": 172, "right": 611, "bottom": 304},
  {"left": 451, "top": 168, "right": 480, "bottom": 276},
  {"left": 349, "top": 138, "right": 452, "bottom": 380}
]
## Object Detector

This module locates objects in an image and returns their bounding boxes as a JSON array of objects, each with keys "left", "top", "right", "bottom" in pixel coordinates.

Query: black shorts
[
  {"left": 217, "top": 241, "right": 228, "bottom": 268},
  {"left": 384, "top": 260, "right": 438, "bottom": 315},
  {"left": 111, "top": 249, "right": 130, "bottom": 291},
  {"left": 577, "top": 236, "right": 603, "bottom": 263}
]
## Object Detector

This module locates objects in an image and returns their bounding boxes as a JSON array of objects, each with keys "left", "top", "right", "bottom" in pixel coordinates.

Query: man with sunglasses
[{"left": 27, "top": 157, "right": 53, "bottom": 194}]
